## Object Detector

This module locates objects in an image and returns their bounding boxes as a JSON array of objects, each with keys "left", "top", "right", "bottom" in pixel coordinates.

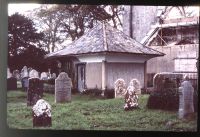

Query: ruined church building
[{"left": 123, "top": 6, "right": 199, "bottom": 87}]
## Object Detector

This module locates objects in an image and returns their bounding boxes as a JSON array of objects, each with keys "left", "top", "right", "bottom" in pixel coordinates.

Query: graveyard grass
[{"left": 7, "top": 90, "right": 197, "bottom": 131}]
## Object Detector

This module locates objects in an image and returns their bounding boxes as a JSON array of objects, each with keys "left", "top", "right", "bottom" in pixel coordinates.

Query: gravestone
[
  {"left": 12, "top": 70, "right": 20, "bottom": 80},
  {"left": 51, "top": 73, "right": 56, "bottom": 79},
  {"left": 114, "top": 78, "right": 126, "bottom": 98},
  {"left": 124, "top": 79, "right": 140, "bottom": 110},
  {"left": 129, "top": 79, "right": 141, "bottom": 95},
  {"left": 29, "top": 69, "right": 39, "bottom": 78},
  {"left": 7, "top": 68, "right": 17, "bottom": 90},
  {"left": 153, "top": 72, "right": 183, "bottom": 92},
  {"left": 178, "top": 76, "right": 194, "bottom": 119},
  {"left": 55, "top": 72, "right": 72, "bottom": 103},
  {"left": 28, "top": 67, "right": 33, "bottom": 76},
  {"left": 7, "top": 68, "right": 12, "bottom": 79},
  {"left": 21, "top": 66, "right": 29, "bottom": 78},
  {"left": 7, "top": 77, "right": 17, "bottom": 90},
  {"left": 21, "top": 66, "right": 29, "bottom": 91},
  {"left": 27, "top": 77, "right": 43, "bottom": 106},
  {"left": 40, "top": 72, "right": 48, "bottom": 80},
  {"left": 32, "top": 99, "right": 52, "bottom": 127}
]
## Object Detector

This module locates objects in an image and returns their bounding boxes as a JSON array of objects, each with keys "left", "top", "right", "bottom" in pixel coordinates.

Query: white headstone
[
  {"left": 178, "top": 78, "right": 194, "bottom": 119},
  {"left": 40, "top": 72, "right": 48, "bottom": 80},
  {"left": 12, "top": 69, "right": 20, "bottom": 80},
  {"left": 128, "top": 79, "right": 141, "bottom": 95},
  {"left": 21, "top": 66, "right": 29, "bottom": 78},
  {"left": 7, "top": 68, "right": 12, "bottom": 79},
  {"left": 29, "top": 69, "right": 39, "bottom": 78},
  {"left": 51, "top": 73, "right": 56, "bottom": 79},
  {"left": 55, "top": 72, "right": 72, "bottom": 103},
  {"left": 114, "top": 78, "right": 126, "bottom": 98}
]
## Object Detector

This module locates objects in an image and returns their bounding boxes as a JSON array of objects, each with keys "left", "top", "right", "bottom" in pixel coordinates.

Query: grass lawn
[{"left": 7, "top": 90, "right": 197, "bottom": 131}]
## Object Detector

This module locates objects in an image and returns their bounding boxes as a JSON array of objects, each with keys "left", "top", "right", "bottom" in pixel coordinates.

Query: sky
[{"left": 8, "top": 3, "right": 41, "bottom": 16}]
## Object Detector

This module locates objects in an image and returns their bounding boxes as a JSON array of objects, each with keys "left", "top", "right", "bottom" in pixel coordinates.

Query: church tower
[{"left": 123, "top": 6, "right": 160, "bottom": 42}]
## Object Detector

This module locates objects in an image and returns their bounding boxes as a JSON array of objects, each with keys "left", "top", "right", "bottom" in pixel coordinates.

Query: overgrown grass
[{"left": 7, "top": 90, "right": 197, "bottom": 131}]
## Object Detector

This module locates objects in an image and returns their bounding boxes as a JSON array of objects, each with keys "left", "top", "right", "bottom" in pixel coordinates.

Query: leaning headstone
[
  {"left": 178, "top": 76, "right": 194, "bottom": 119},
  {"left": 55, "top": 72, "right": 72, "bottom": 103},
  {"left": 7, "top": 77, "right": 17, "bottom": 90},
  {"left": 32, "top": 99, "right": 52, "bottom": 127},
  {"left": 27, "top": 77, "right": 43, "bottom": 106},
  {"left": 114, "top": 78, "right": 126, "bottom": 98},
  {"left": 40, "top": 72, "right": 48, "bottom": 80}
]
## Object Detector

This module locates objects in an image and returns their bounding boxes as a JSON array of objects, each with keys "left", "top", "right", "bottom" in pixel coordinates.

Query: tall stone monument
[{"left": 178, "top": 75, "right": 194, "bottom": 119}]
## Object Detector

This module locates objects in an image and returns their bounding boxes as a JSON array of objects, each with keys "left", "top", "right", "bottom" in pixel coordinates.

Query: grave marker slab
[
  {"left": 40, "top": 72, "right": 48, "bottom": 80},
  {"left": 29, "top": 69, "right": 39, "bottom": 78},
  {"left": 7, "top": 68, "right": 12, "bottom": 79},
  {"left": 12, "top": 70, "right": 20, "bottom": 80},
  {"left": 55, "top": 72, "right": 72, "bottom": 103},
  {"left": 114, "top": 78, "right": 126, "bottom": 98},
  {"left": 178, "top": 79, "right": 194, "bottom": 119},
  {"left": 21, "top": 66, "right": 29, "bottom": 91},
  {"left": 27, "top": 78, "right": 43, "bottom": 106}
]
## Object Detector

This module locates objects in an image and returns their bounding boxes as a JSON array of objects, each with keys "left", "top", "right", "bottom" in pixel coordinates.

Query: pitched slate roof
[{"left": 46, "top": 22, "right": 164, "bottom": 58}]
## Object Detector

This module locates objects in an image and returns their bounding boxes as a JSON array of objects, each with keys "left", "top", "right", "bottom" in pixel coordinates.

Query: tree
[
  {"left": 8, "top": 13, "right": 48, "bottom": 72},
  {"left": 31, "top": 4, "right": 123, "bottom": 53}
]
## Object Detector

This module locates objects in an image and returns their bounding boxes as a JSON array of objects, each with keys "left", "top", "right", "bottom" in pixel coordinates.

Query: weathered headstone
[
  {"left": 124, "top": 79, "right": 140, "bottom": 110},
  {"left": 27, "top": 77, "right": 43, "bottom": 106},
  {"left": 29, "top": 69, "right": 39, "bottom": 78},
  {"left": 21, "top": 66, "right": 29, "bottom": 91},
  {"left": 51, "top": 73, "right": 56, "bottom": 79},
  {"left": 28, "top": 67, "right": 33, "bottom": 76},
  {"left": 32, "top": 99, "right": 52, "bottom": 127},
  {"left": 153, "top": 72, "right": 183, "bottom": 92},
  {"left": 178, "top": 75, "right": 194, "bottom": 119},
  {"left": 12, "top": 69, "right": 20, "bottom": 80},
  {"left": 114, "top": 78, "right": 126, "bottom": 98},
  {"left": 21, "top": 66, "right": 29, "bottom": 78},
  {"left": 7, "top": 68, "right": 12, "bottom": 79},
  {"left": 40, "top": 72, "right": 48, "bottom": 80},
  {"left": 55, "top": 72, "right": 72, "bottom": 103}
]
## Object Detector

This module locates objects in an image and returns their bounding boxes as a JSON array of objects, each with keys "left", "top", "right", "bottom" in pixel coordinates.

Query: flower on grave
[{"left": 32, "top": 99, "right": 51, "bottom": 117}]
